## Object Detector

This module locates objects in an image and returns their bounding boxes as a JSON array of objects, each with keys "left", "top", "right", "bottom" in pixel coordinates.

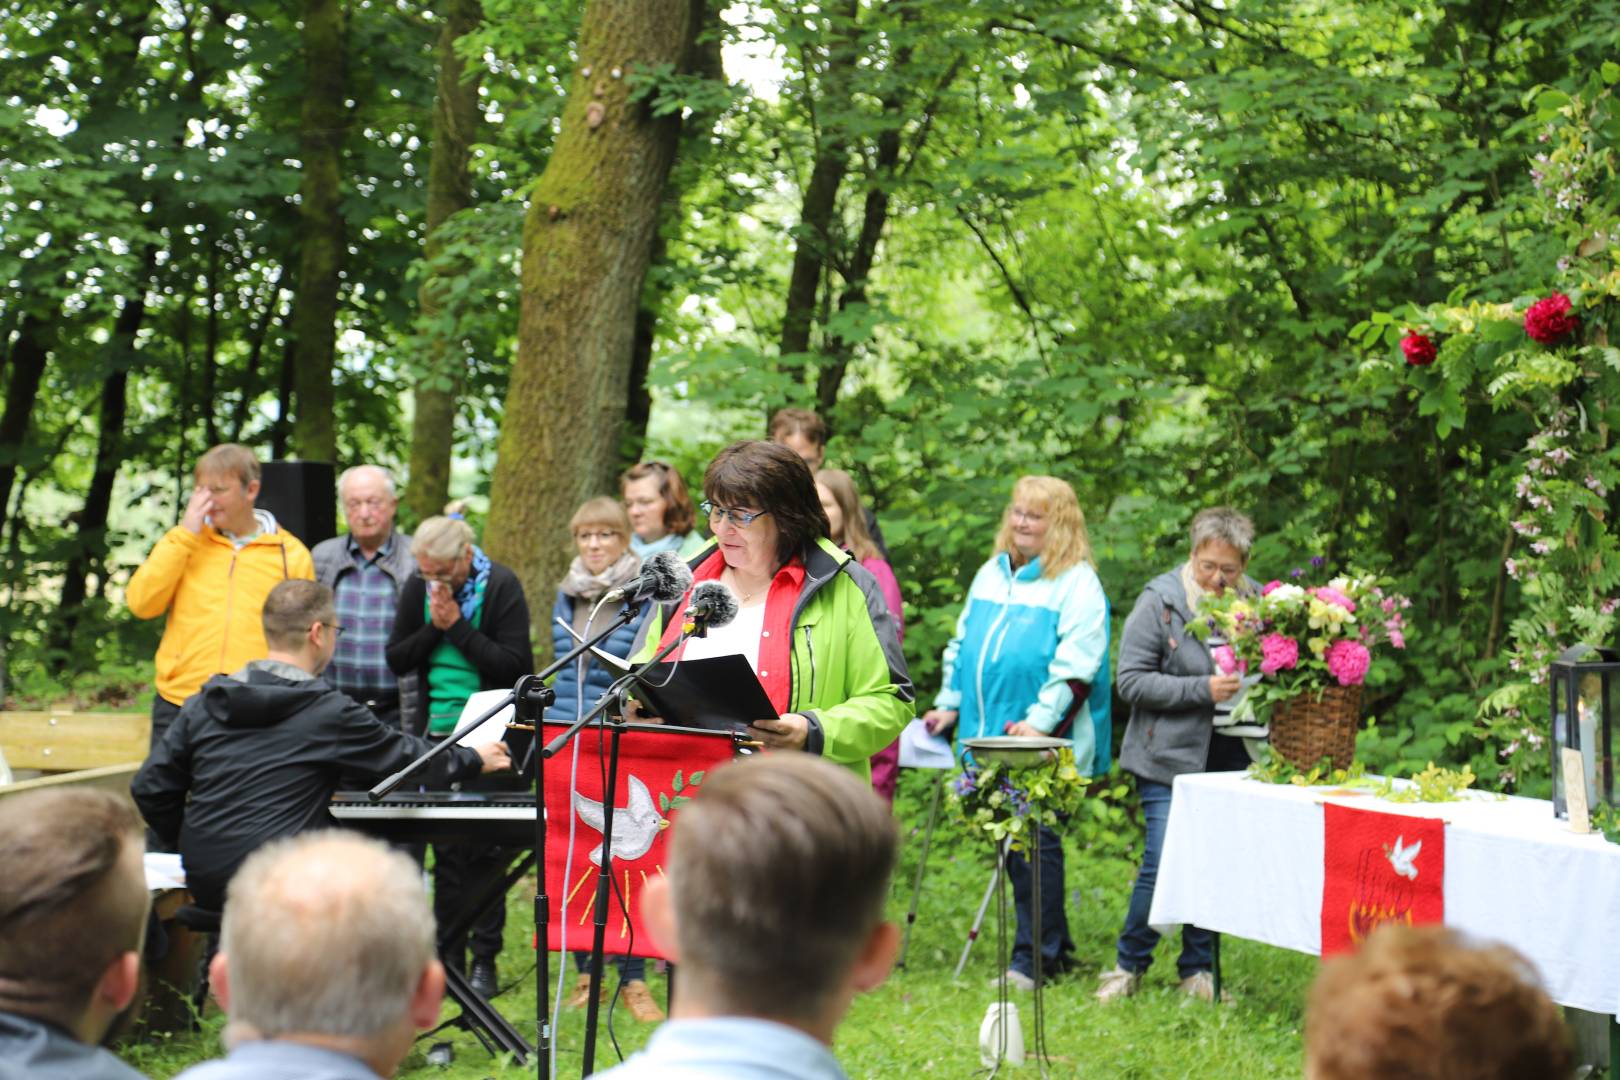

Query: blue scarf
[{"left": 454, "top": 546, "right": 493, "bottom": 620}]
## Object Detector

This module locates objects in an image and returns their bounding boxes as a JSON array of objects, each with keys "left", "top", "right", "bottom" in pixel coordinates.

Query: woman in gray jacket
[{"left": 1096, "top": 507, "right": 1257, "bottom": 1005}]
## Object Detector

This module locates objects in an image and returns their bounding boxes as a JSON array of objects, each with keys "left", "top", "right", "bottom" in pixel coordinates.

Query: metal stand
[
  {"left": 954, "top": 837, "right": 1010, "bottom": 980},
  {"left": 897, "top": 771, "right": 945, "bottom": 969},
  {"left": 1211, "top": 930, "right": 1222, "bottom": 1006}
]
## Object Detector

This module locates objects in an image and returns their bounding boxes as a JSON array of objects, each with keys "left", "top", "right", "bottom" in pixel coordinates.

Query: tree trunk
[
  {"left": 287, "top": 0, "right": 348, "bottom": 463},
  {"left": 53, "top": 250, "right": 156, "bottom": 661},
  {"left": 485, "top": 0, "right": 703, "bottom": 619},
  {"left": 406, "top": 0, "right": 483, "bottom": 521},
  {"left": 0, "top": 315, "right": 51, "bottom": 525},
  {"left": 778, "top": 1, "right": 858, "bottom": 362}
]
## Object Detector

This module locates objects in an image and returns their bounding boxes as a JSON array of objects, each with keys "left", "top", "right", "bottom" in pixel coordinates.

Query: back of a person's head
[
  {"left": 261, "top": 579, "right": 336, "bottom": 651},
  {"left": 220, "top": 831, "right": 435, "bottom": 1039},
  {"left": 667, "top": 754, "right": 897, "bottom": 1020},
  {"left": 0, "top": 789, "right": 147, "bottom": 1027},
  {"left": 1304, "top": 925, "right": 1572, "bottom": 1080}
]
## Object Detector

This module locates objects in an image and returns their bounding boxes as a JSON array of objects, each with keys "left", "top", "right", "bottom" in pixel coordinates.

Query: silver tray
[{"left": 961, "top": 735, "right": 1070, "bottom": 768}]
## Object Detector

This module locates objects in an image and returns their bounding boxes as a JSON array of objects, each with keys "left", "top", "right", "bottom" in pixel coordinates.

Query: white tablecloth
[{"left": 1146, "top": 771, "right": 1620, "bottom": 1016}]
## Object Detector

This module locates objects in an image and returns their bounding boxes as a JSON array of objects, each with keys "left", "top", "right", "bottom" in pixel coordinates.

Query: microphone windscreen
[
  {"left": 689, "top": 580, "right": 740, "bottom": 628},
  {"left": 642, "top": 550, "right": 694, "bottom": 602}
]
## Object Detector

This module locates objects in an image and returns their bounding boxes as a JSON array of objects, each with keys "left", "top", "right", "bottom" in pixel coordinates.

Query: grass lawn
[{"left": 120, "top": 768, "right": 1316, "bottom": 1078}]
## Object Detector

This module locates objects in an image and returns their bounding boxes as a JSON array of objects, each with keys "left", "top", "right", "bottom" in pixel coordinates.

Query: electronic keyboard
[{"left": 330, "top": 791, "right": 536, "bottom": 847}]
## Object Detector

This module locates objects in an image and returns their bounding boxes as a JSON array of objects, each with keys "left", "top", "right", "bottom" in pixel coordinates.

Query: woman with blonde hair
[
  {"left": 386, "top": 500, "right": 532, "bottom": 1001},
  {"left": 816, "top": 468, "right": 904, "bottom": 802},
  {"left": 921, "top": 475, "right": 1112, "bottom": 989}
]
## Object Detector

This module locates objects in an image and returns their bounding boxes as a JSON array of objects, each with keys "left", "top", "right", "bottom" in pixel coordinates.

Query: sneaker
[
  {"left": 990, "top": 968, "right": 1037, "bottom": 991},
  {"left": 620, "top": 978, "right": 666, "bottom": 1023},
  {"left": 1178, "top": 970, "right": 1233, "bottom": 1004},
  {"left": 1094, "top": 965, "right": 1142, "bottom": 1003},
  {"left": 567, "top": 972, "right": 608, "bottom": 1009}
]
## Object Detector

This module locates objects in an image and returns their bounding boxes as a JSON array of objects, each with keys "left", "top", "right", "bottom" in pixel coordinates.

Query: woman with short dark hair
[{"left": 631, "top": 441, "right": 913, "bottom": 774}]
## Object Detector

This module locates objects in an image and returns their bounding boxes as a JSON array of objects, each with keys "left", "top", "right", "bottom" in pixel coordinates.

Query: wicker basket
[{"left": 1267, "top": 685, "right": 1363, "bottom": 770}]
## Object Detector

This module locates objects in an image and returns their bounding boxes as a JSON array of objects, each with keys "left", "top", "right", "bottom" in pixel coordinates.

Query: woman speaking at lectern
[{"left": 631, "top": 440, "right": 913, "bottom": 776}]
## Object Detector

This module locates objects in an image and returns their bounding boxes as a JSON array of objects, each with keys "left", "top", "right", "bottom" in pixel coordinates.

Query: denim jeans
[
  {"left": 573, "top": 949, "right": 647, "bottom": 982},
  {"left": 1007, "top": 821, "right": 1074, "bottom": 979},
  {"left": 1115, "top": 735, "right": 1250, "bottom": 978}
]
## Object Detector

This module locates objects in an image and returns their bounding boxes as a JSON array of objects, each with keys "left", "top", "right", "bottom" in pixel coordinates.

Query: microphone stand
[
  {"left": 542, "top": 607, "right": 717, "bottom": 1080},
  {"left": 367, "top": 604, "right": 641, "bottom": 802}
]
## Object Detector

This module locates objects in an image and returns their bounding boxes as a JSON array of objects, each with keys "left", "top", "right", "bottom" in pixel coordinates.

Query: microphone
[
  {"left": 602, "top": 550, "right": 694, "bottom": 604},
  {"left": 686, "top": 580, "right": 739, "bottom": 630}
]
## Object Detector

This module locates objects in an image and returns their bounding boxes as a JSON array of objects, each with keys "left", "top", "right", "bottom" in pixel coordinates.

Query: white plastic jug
[{"left": 978, "top": 1000, "right": 1026, "bottom": 1067}]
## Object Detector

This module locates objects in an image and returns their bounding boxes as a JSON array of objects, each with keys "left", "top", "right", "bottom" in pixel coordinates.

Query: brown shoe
[
  {"left": 620, "top": 978, "right": 665, "bottom": 1023},
  {"left": 566, "top": 973, "right": 607, "bottom": 1010}
]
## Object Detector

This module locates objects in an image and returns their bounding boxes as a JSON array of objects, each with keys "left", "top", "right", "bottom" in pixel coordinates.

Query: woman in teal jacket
[
  {"left": 922, "top": 475, "right": 1111, "bottom": 989},
  {"left": 631, "top": 440, "right": 913, "bottom": 776}
]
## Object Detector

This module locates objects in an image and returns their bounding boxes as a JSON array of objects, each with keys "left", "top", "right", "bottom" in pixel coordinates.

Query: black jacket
[
  {"left": 131, "top": 665, "right": 483, "bottom": 907},
  {"left": 386, "top": 562, "right": 534, "bottom": 735}
]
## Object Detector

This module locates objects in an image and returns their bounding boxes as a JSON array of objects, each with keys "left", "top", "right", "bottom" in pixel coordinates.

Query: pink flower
[
  {"left": 1312, "top": 585, "right": 1357, "bottom": 613},
  {"left": 1261, "top": 580, "right": 1283, "bottom": 596},
  {"left": 1388, "top": 629, "right": 1406, "bottom": 649},
  {"left": 1259, "top": 633, "right": 1299, "bottom": 675},
  {"left": 1324, "top": 639, "right": 1371, "bottom": 686},
  {"left": 1212, "top": 645, "right": 1245, "bottom": 674}
]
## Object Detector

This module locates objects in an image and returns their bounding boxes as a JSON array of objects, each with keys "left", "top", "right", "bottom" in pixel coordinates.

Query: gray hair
[
  {"left": 412, "top": 512, "right": 476, "bottom": 563},
  {"left": 338, "top": 464, "right": 397, "bottom": 501},
  {"left": 220, "top": 832, "right": 435, "bottom": 1039},
  {"left": 1189, "top": 506, "right": 1255, "bottom": 557}
]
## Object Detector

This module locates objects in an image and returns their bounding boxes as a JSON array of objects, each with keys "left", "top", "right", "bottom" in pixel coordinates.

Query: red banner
[
  {"left": 1321, "top": 802, "right": 1445, "bottom": 957},
  {"left": 542, "top": 722, "right": 735, "bottom": 959}
]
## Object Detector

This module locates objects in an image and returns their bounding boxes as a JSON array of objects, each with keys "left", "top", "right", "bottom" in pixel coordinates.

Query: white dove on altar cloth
[
  {"left": 1384, "top": 836, "right": 1422, "bottom": 881},
  {"left": 573, "top": 774, "right": 670, "bottom": 866}
]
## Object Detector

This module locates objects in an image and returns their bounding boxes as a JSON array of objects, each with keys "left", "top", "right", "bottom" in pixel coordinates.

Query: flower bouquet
[{"left": 1189, "top": 564, "right": 1411, "bottom": 769}]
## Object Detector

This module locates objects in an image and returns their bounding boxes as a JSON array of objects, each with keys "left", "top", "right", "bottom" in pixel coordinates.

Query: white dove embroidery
[
  {"left": 1384, "top": 836, "right": 1422, "bottom": 881},
  {"left": 573, "top": 775, "right": 670, "bottom": 866}
]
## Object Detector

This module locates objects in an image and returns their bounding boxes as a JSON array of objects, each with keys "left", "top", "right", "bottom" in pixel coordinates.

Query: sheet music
[
  {"left": 454, "top": 689, "right": 515, "bottom": 747},
  {"left": 144, "top": 851, "right": 186, "bottom": 890},
  {"left": 898, "top": 719, "right": 957, "bottom": 770}
]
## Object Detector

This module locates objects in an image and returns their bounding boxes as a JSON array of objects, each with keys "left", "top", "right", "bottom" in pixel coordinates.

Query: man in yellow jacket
[{"left": 128, "top": 444, "right": 315, "bottom": 749}]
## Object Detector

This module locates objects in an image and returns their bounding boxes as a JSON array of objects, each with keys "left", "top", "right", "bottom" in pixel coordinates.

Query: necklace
[{"left": 727, "top": 570, "right": 769, "bottom": 605}]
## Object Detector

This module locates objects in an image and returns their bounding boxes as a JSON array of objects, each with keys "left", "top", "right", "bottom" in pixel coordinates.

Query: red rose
[
  {"left": 1400, "top": 331, "right": 1437, "bottom": 366},
  {"left": 1524, "top": 293, "right": 1578, "bottom": 345}
]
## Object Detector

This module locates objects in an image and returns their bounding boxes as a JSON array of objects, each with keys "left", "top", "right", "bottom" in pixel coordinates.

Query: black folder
[{"left": 627, "top": 654, "right": 777, "bottom": 733}]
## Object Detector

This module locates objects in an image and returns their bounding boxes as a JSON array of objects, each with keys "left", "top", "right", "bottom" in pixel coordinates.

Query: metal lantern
[{"left": 1549, "top": 644, "right": 1620, "bottom": 819}]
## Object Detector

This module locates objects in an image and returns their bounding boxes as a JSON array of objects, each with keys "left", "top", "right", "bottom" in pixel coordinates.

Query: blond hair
[
  {"left": 412, "top": 501, "right": 476, "bottom": 563},
  {"left": 815, "top": 469, "right": 880, "bottom": 563},
  {"left": 195, "top": 443, "right": 260, "bottom": 488},
  {"left": 992, "top": 475, "right": 1094, "bottom": 577},
  {"left": 221, "top": 832, "right": 436, "bottom": 1039},
  {"left": 570, "top": 496, "right": 631, "bottom": 538}
]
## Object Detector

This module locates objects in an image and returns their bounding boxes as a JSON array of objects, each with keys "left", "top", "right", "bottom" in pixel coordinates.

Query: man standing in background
[
  {"left": 313, "top": 465, "right": 415, "bottom": 730},
  {"left": 127, "top": 443, "right": 315, "bottom": 751},
  {"left": 768, "top": 407, "right": 888, "bottom": 559}
]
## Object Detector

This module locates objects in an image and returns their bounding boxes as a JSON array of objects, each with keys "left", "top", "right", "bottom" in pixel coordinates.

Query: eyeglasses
[
  {"left": 344, "top": 497, "right": 392, "bottom": 512},
  {"left": 1010, "top": 507, "right": 1046, "bottom": 524},
  {"left": 1195, "top": 558, "right": 1244, "bottom": 578},
  {"left": 420, "top": 570, "right": 459, "bottom": 584},
  {"left": 322, "top": 622, "right": 346, "bottom": 638},
  {"left": 701, "top": 501, "right": 770, "bottom": 528}
]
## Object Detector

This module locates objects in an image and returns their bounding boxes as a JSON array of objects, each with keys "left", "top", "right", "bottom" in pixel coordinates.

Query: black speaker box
[{"left": 258, "top": 460, "right": 337, "bottom": 548}]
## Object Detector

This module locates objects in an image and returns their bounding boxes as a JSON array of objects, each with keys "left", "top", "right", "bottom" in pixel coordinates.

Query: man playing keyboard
[{"left": 132, "top": 580, "right": 510, "bottom": 911}]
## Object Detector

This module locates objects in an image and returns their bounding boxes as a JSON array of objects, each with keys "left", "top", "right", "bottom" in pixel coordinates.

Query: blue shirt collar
[{"left": 346, "top": 530, "right": 395, "bottom": 561}]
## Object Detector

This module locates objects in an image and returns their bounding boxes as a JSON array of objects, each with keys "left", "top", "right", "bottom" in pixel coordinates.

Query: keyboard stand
[{"left": 435, "top": 848, "right": 536, "bottom": 1062}]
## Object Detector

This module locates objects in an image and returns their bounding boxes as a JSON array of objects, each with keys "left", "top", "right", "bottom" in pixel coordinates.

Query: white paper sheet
[
  {"left": 453, "top": 689, "right": 515, "bottom": 746},
  {"left": 144, "top": 851, "right": 186, "bottom": 891},
  {"left": 898, "top": 719, "right": 957, "bottom": 770}
]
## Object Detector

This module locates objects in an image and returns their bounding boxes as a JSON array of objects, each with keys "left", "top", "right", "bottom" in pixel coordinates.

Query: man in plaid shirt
[{"left": 312, "top": 466, "right": 417, "bottom": 730}]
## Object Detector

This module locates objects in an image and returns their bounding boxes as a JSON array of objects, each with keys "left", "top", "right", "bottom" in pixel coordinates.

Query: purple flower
[
  {"left": 1310, "top": 555, "right": 1327, "bottom": 569},
  {"left": 1602, "top": 598, "right": 1620, "bottom": 616},
  {"left": 1506, "top": 558, "right": 1520, "bottom": 580},
  {"left": 1290, "top": 567, "right": 1304, "bottom": 579},
  {"left": 952, "top": 771, "right": 977, "bottom": 797},
  {"left": 1531, "top": 540, "right": 1551, "bottom": 555},
  {"left": 1586, "top": 475, "right": 1608, "bottom": 496}
]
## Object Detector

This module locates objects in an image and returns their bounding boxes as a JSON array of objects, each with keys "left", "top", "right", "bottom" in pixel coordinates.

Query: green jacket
[{"left": 633, "top": 537, "right": 915, "bottom": 779}]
